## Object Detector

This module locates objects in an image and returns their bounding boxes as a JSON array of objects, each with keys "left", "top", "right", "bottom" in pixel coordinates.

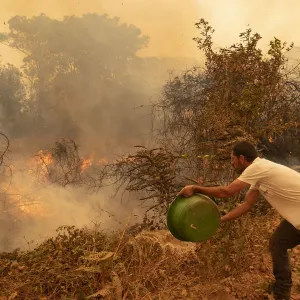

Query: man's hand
[
  {"left": 177, "top": 185, "right": 195, "bottom": 197},
  {"left": 178, "top": 179, "right": 250, "bottom": 199}
]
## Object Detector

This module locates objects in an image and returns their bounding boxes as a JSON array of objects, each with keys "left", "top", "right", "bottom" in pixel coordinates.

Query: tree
[
  {"left": 193, "top": 20, "right": 299, "bottom": 142},
  {"left": 0, "top": 14, "right": 151, "bottom": 154},
  {"left": 0, "top": 62, "right": 26, "bottom": 136},
  {"left": 155, "top": 19, "right": 300, "bottom": 182},
  {"left": 112, "top": 20, "right": 300, "bottom": 220}
]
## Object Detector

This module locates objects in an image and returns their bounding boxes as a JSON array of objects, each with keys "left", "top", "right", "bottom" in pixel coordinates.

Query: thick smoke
[
  {"left": 0, "top": 160, "right": 144, "bottom": 252},
  {"left": 0, "top": 12, "right": 197, "bottom": 251}
]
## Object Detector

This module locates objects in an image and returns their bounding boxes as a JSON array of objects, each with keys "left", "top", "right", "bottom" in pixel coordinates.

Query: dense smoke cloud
[
  {"left": 0, "top": 165, "right": 143, "bottom": 251},
  {"left": 0, "top": 11, "right": 197, "bottom": 251}
]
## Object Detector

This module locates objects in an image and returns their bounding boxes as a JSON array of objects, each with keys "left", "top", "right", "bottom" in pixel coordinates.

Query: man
[{"left": 178, "top": 141, "right": 300, "bottom": 300}]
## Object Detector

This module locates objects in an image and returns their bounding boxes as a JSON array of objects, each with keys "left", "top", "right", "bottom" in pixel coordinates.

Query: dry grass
[{"left": 0, "top": 212, "right": 299, "bottom": 300}]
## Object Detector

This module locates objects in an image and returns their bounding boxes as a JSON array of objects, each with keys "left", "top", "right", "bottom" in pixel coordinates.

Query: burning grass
[{"left": 0, "top": 211, "right": 299, "bottom": 299}]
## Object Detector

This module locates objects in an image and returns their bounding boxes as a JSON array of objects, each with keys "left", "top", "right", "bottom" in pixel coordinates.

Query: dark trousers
[{"left": 269, "top": 220, "right": 300, "bottom": 298}]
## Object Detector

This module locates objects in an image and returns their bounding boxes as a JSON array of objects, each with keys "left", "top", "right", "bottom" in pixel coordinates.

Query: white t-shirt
[{"left": 238, "top": 157, "right": 300, "bottom": 229}]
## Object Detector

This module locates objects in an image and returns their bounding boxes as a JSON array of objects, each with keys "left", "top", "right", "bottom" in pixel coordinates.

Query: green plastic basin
[{"left": 167, "top": 193, "right": 221, "bottom": 242}]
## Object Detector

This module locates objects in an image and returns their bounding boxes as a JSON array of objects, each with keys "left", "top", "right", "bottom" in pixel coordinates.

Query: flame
[
  {"left": 1, "top": 150, "right": 110, "bottom": 218},
  {"left": 36, "top": 150, "right": 53, "bottom": 165},
  {"left": 96, "top": 157, "right": 109, "bottom": 165},
  {"left": 1, "top": 150, "right": 56, "bottom": 217},
  {"left": 3, "top": 182, "right": 46, "bottom": 218},
  {"left": 27, "top": 150, "right": 53, "bottom": 183},
  {"left": 81, "top": 154, "right": 109, "bottom": 171},
  {"left": 81, "top": 155, "right": 94, "bottom": 172}
]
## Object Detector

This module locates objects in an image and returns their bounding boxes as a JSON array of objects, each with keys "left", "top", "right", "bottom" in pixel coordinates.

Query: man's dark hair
[{"left": 232, "top": 141, "right": 258, "bottom": 162}]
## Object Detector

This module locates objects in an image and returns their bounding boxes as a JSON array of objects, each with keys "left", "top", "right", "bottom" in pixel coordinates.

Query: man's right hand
[{"left": 177, "top": 185, "right": 195, "bottom": 197}]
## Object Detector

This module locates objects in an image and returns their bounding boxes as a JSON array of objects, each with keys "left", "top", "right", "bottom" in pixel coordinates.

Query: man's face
[{"left": 231, "top": 152, "right": 246, "bottom": 174}]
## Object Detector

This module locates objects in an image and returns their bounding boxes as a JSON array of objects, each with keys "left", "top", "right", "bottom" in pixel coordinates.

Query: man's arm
[
  {"left": 178, "top": 179, "right": 250, "bottom": 198},
  {"left": 220, "top": 189, "right": 260, "bottom": 222}
]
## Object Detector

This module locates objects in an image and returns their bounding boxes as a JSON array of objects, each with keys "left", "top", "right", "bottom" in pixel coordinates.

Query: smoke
[
  {"left": 0, "top": 5, "right": 201, "bottom": 251},
  {"left": 0, "top": 0, "right": 201, "bottom": 60},
  {"left": 0, "top": 13, "right": 199, "bottom": 159},
  {"left": 198, "top": 0, "right": 300, "bottom": 51},
  {"left": 0, "top": 155, "right": 144, "bottom": 251},
  {"left": 1, "top": 0, "right": 300, "bottom": 64}
]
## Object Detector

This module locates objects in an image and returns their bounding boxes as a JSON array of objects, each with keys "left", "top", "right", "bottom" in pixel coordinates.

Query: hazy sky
[{"left": 0, "top": 0, "right": 300, "bottom": 64}]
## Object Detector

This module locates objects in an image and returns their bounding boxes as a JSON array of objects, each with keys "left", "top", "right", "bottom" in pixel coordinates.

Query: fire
[
  {"left": 96, "top": 157, "right": 109, "bottom": 165},
  {"left": 27, "top": 150, "right": 54, "bottom": 183},
  {"left": 18, "top": 196, "right": 43, "bottom": 216},
  {"left": 36, "top": 150, "right": 53, "bottom": 165},
  {"left": 0, "top": 150, "right": 55, "bottom": 218},
  {"left": 81, "top": 156, "right": 94, "bottom": 172},
  {"left": 1, "top": 150, "right": 110, "bottom": 218},
  {"left": 81, "top": 155, "right": 109, "bottom": 171},
  {"left": 3, "top": 181, "right": 46, "bottom": 218}
]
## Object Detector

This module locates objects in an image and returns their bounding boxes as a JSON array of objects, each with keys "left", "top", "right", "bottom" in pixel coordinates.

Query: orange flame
[
  {"left": 81, "top": 154, "right": 109, "bottom": 171},
  {"left": 81, "top": 156, "right": 93, "bottom": 172},
  {"left": 1, "top": 150, "right": 110, "bottom": 218}
]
